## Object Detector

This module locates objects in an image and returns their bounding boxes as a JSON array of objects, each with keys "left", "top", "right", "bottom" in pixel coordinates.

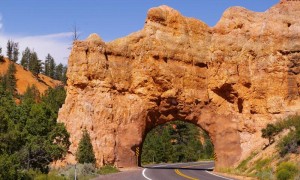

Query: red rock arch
[
  {"left": 58, "top": 33, "right": 242, "bottom": 168},
  {"left": 57, "top": 2, "right": 300, "bottom": 169}
]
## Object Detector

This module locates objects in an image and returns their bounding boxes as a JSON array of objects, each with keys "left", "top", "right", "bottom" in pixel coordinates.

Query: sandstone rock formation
[{"left": 57, "top": 0, "right": 300, "bottom": 169}]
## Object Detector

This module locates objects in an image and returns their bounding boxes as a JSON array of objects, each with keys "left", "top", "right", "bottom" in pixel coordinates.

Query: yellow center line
[
  {"left": 174, "top": 163, "right": 206, "bottom": 180},
  {"left": 174, "top": 169, "right": 199, "bottom": 180}
]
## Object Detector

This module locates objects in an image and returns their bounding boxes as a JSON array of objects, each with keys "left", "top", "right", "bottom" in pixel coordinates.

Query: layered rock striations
[{"left": 57, "top": 1, "right": 300, "bottom": 169}]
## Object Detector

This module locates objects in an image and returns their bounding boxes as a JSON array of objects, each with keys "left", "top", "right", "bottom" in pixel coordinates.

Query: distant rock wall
[{"left": 57, "top": 0, "right": 300, "bottom": 169}]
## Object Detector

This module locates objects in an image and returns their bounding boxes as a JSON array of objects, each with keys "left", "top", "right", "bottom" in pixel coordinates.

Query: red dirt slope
[{"left": 0, "top": 58, "right": 62, "bottom": 94}]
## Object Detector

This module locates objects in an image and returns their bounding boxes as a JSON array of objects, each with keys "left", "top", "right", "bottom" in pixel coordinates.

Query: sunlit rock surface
[{"left": 57, "top": 0, "right": 300, "bottom": 169}]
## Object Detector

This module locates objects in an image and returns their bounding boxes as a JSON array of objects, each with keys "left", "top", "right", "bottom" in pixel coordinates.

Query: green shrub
[
  {"left": 34, "top": 173, "right": 66, "bottom": 180},
  {"left": 277, "top": 130, "right": 299, "bottom": 157},
  {"left": 252, "top": 158, "right": 273, "bottom": 180},
  {"left": 255, "top": 158, "right": 271, "bottom": 170},
  {"left": 97, "top": 165, "right": 119, "bottom": 175},
  {"left": 59, "top": 163, "right": 96, "bottom": 179},
  {"left": 276, "top": 162, "right": 299, "bottom": 180},
  {"left": 237, "top": 152, "right": 258, "bottom": 171},
  {"left": 283, "top": 116, "right": 300, "bottom": 129},
  {"left": 79, "top": 163, "right": 96, "bottom": 176},
  {"left": 255, "top": 167, "right": 274, "bottom": 180},
  {"left": 277, "top": 169, "right": 294, "bottom": 180},
  {"left": 261, "top": 116, "right": 300, "bottom": 157},
  {"left": 262, "top": 124, "right": 280, "bottom": 144}
]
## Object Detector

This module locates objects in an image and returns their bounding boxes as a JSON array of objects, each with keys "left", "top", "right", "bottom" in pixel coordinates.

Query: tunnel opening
[{"left": 140, "top": 120, "right": 214, "bottom": 166}]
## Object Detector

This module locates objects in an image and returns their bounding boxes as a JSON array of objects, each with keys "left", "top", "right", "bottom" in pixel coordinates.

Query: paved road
[{"left": 95, "top": 161, "right": 235, "bottom": 180}]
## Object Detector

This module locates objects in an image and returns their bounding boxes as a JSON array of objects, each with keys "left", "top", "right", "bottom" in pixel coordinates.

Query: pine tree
[
  {"left": 6, "top": 40, "right": 13, "bottom": 60},
  {"left": 22, "top": 85, "right": 40, "bottom": 104},
  {"left": 49, "top": 57, "right": 56, "bottom": 79},
  {"left": 12, "top": 43, "right": 19, "bottom": 63},
  {"left": 28, "top": 51, "right": 36, "bottom": 73},
  {"left": 44, "top": 54, "right": 52, "bottom": 76},
  {"left": 55, "top": 63, "right": 64, "bottom": 81},
  {"left": 76, "top": 129, "right": 96, "bottom": 164},
  {"left": 62, "top": 65, "right": 68, "bottom": 84},
  {"left": 21, "top": 47, "right": 31, "bottom": 69},
  {"left": 1, "top": 63, "right": 17, "bottom": 95},
  {"left": 40, "top": 61, "right": 45, "bottom": 75},
  {"left": 34, "top": 59, "right": 42, "bottom": 75},
  {"left": 5, "top": 63, "right": 17, "bottom": 94},
  {"left": 28, "top": 51, "right": 42, "bottom": 76},
  {"left": 161, "top": 127, "right": 173, "bottom": 162},
  {"left": 41, "top": 86, "right": 66, "bottom": 114},
  {"left": 203, "top": 138, "right": 213, "bottom": 158},
  {"left": 43, "top": 54, "right": 56, "bottom": 78},
  {"left": 0, "top": 46, "right": 4, "bottom": 62}
]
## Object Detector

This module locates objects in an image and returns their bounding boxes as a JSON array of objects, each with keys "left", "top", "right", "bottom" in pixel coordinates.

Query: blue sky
[{"left": 0, "top": 0, "right": 279, "bottom": 64}]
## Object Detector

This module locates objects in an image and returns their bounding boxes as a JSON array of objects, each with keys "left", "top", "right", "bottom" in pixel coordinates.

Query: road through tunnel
[{"left": 139, "top": 120, "right": 215, "bottom": 167}]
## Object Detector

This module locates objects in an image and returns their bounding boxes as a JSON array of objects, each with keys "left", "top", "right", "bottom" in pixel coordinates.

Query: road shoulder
[
  {"left": 93, "top": 167, "right": 143, "bottom": 180},
  {"left": 213, "top": 171, "right": 256, "bottom": 180}
]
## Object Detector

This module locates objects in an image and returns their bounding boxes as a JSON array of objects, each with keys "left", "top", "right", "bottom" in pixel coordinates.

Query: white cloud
[{"left": 0, "top": 17, "right": 72, "bottom": 65}]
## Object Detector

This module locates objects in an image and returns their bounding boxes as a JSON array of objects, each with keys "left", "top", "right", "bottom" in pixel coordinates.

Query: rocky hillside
[
  {"left": 220, "top": 115, "right": 300, "bottom": 179},
  {"left": 0, "top": 58, "right": 62, "bottom": 94}
]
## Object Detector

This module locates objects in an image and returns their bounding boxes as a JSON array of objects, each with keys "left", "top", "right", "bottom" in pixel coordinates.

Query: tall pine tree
[
  {"left": 55, "top": 63, "right": 64, "bottom": 81},
  {"left": 49, "top": 56, "right": 56, "bottom": 79},
  {"left": 0, "top": 63, "right": 17, "bottom": 95},
  {"left": 76, "top": 129, "right": 96, "bottom": 164},
  {"left": 44, "top": 54, "right": 56, "bottom": 78},
  {"left": 12, "top": 42, "right": 19, "bottom": 63},
  {"left": 29, "top": 51, "right": 42, "bottom": 76},
  {"left": 62, "top": 65, "right": 68, "bottom": 84},
  {"left": 6, "top": 40, "right": 13, "bottom": 60},
  {"left": 6, "top": 40, "right": 19, "bottom": 62},
  {"left": 0, "top": 46, "right": 4, "bottom": 62},
  {"left": 21, "top": 47, "right": 31, "bottom": 69},
  {"left": 44, "top": 54, "right": 52, "bottom": 76},
  {"left": 3, "top": 63, "right": 17, "bottom": 95}
]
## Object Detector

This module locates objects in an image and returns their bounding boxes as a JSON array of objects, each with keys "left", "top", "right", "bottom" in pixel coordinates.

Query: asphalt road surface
[{"left": 95, "top": 161, "right": 235, "bottom": 180}]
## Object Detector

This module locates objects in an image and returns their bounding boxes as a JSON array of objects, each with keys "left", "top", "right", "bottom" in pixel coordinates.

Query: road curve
[{"left": 95, "top": 161, "right": 235, "bottom": 180}]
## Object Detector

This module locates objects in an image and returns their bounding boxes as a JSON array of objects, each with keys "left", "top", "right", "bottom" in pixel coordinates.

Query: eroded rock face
[{"left": 57, "top": 1, "right": 300, "bottom": 169}]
